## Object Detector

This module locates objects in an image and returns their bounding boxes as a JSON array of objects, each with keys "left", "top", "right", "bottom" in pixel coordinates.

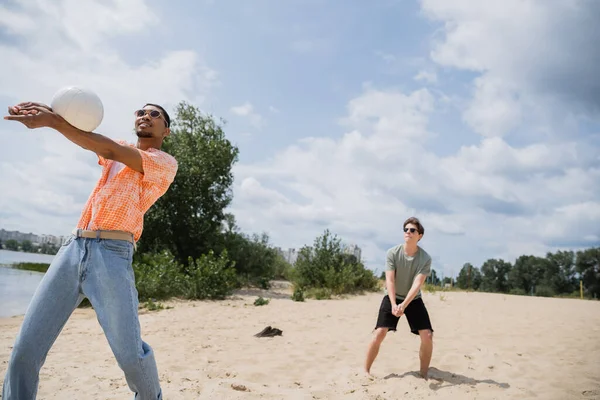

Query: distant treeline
[
  {"left": 417, "top": 248, "right": 599, "bottom": 299},
  {"left": 0, "top": 238, "right": 59, "bottom": 255}
]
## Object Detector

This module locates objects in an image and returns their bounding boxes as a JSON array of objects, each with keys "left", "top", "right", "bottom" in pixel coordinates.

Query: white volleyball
[{"left": 50, "top": 86, "right": 104, "bottom": 132}]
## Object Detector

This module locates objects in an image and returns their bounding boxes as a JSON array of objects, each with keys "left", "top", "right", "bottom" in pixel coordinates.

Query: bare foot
[
  {"left": 419, "top": 369, "right": 428, "bottom": 380},
  {"left": 364, "top": 371, "right": 375, "bottom": 380}
]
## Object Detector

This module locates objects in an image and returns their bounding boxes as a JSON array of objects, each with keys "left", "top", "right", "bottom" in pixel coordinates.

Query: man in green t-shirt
[{"left": 364, "top": 217, "right": 434, "bottom": 379}]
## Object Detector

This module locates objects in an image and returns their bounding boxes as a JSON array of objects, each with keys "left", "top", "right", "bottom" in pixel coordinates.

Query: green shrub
[
  {"left": 509, "top": 288, "right": 527, "bottom": 296},
  {"left": 144, "top": 299, "right": 165, "bottom": 311},
  {"left": 291, "top": 286, "right": 305, "bottom": 302},
  {"left": 535, "top": 285, "right": 555, "bottom": 298},
  {"left": 273, "top": 255, "right": 294, "bottom": 281},
  {"left": 422, "top": 283, "right": 437, "bottom": 293},
  {"left": 133, "top": 251, "right": 187, "bottom": 302},
  {"left": 254, "top": 297, "right": 270, "bottom": 306},
  {"left": 218, "top": 231, "right": 287, "bottom": 289},
  {"left": 12, "top": 262, "right": 50, "bottom": 273},
  {"left": 307, "top": 287, "right": 333, "bottom": 300},
  {"left": 291, "top": 230, "right": 380, "bottom": 297},
  {"left": 183, "top": 250, "right": 237, "bottom": 300}
]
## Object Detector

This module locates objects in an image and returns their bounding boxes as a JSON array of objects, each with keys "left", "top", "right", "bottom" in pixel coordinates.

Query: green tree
[
  {"left": 21, "top": 240, "right": 34, "bottom": 253},
  {"left": 509, "top": 255, "right": 540, "bottom": 294},
  {"left": 545, "top": 250, "right": 577, "bottom": 294},
  {"left": 457, "top": 263, "right": 482, "bottom": 290},
  {"left": 138, "top": 101, "right": 239, "bottom": 265},
  {"left": 480, "top": 258, "right": 512, "bottom": 293},
  {"left": 213, "top": 212, "right": 288, "bottom": 288},
  {"left": 428, "top": 269, "right": 440, "bottom": 285},
  {"left": 222, "top": 231, "right": 279, "bottom": 289},
  {"left": 576, "top": 247, "right": 600, "bottom": 298},
  {"left": 272, "top": 252, "right": 293, "bottom": 281},
  {"left": 39, "top": 243, "right": 58, "bottom": 255},
  {"left": 5, "top": 239, "right": 19, "bottom": 251}
]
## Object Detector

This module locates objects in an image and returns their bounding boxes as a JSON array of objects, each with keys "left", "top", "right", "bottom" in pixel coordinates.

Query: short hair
[
  {"left": 403, "top": 217, "right": 424, "bottom": 236},
  {"left": 144, "top": 103, "right": 171, "bottom": 128}
]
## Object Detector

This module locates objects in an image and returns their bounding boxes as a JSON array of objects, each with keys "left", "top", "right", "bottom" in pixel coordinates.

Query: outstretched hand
[{"left": 5, "top": 102, "right": 59, "bottom": 129}]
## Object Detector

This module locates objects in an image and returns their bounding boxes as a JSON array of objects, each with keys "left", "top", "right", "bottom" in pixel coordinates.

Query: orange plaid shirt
[{"left": 76, "top": 140, "right": 178, "bottom": 242}]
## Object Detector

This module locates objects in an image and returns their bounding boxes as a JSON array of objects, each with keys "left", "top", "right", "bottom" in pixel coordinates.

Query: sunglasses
[
  {"left": 135, "top": 109, "right": 163, "bottom": 118},
  {"left": 404, "top": 227, "right": 418, "bottom": 233}
]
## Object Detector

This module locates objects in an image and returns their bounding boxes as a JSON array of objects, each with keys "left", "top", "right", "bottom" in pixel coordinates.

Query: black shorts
[{"left": 374, "top": 295, "right": 433, "bottom": 335}]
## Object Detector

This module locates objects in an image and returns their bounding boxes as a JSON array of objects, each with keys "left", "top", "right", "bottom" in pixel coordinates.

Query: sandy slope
[{"left": 1, "top": 285, "right": 599, "bottom": 399}]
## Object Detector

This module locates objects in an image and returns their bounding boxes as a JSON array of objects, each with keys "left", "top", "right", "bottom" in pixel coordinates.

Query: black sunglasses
[{"left": 404, "top": 227, "right": 418, "bottom": 233}]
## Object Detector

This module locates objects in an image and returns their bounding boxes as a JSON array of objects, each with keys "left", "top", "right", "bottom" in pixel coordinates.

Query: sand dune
[{"left": 1, "top": 285, "right": 599, "bottom": 399}]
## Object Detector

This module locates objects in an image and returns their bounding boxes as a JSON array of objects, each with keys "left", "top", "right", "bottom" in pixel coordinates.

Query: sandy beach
[{"left": 1, "top": 284, "right": 599, "bottom": 400}]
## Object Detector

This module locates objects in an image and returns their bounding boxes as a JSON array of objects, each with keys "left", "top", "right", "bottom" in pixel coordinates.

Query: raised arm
[{"left": 5, "top": 103, "right": 144, "bottom": 173}]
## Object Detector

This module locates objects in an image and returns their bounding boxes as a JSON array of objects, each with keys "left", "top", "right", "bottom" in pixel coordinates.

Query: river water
[{"left": 0, "top": 249, "right": 55, "bottom": 318}]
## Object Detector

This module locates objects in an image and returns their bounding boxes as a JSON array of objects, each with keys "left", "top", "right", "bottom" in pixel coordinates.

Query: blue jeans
[{"left": 2, "top": 235, "right": 162, "bottom": 400}]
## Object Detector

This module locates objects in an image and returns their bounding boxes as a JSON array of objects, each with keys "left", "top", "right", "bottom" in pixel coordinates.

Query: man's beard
[{"left": 136, "top": 130, "right": 153, "bottom": 138}]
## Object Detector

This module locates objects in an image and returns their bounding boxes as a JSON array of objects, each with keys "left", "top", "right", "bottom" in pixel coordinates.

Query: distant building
[
  {"left": 0, "top": 229, "right": 64, "bottom": 247},
  {"left": 343, "top": 243, "right": 362, "bottom": 263},
  {"left": 274, "top": 246, "right": 299, "bottom": 265},
  {"left": 286, "top": 248, "right": 298, "bottom": 265}
]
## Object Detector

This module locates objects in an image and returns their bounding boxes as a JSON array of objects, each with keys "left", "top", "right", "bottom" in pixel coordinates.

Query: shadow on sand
[{"left": 384, "top": 367, "right": 510, "bottom": 391}]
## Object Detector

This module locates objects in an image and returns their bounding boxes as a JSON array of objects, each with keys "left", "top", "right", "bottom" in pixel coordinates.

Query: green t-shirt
[{"left": 385, "top": 244, "right": 432, "bottom": 300}]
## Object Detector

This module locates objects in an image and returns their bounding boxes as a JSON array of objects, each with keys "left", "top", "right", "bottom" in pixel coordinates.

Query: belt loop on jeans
[{"left": 96, "top": 230, "right": 101, "bottom": 241}]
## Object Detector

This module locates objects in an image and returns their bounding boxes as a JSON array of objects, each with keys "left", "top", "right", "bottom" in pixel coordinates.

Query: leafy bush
[
  {"left": 273, "top": 253, "right": 294, "bottom": 281},
  {"left": 133, "top": 250, "right": 187, "bottom": 302},
  {"left": 133, "top": 249, "right": 237, "bottom": 301},
  {"left": 307, "top": 287, "right": 333, "bottom": 300},
  {"left": 291, "top": 286, "right": 305, "bottom": 302},
  {"left": 509, "top": 288, "right": 527, "bottom": 296},
  {"left": 12, "top": 262, "right": 50, "bottom": 273},
  {"left": 535, "top": 285, "right": 555, "bottom": 298},
  {"left": 254, "top": 297, "right": 270, "bottom": 306},
  {"left": 218, "top": 230, "right": 285, "bottom": 289},
  {"left": 183, "top": 250, "right": 237, "bottom": 300},
  {"left": 291, "top": 229, "right": 379, "bottom": 299},
  {"left": 422, "top": 283, "right": 437, "bottom": 293},
  {"left": 144, "top": 299, "right": 165, "bottom": 311}
]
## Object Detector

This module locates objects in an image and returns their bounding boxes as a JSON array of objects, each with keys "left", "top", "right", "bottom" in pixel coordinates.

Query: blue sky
[{"left": 0, "top": 0, "right": 598, "bottom": 277}]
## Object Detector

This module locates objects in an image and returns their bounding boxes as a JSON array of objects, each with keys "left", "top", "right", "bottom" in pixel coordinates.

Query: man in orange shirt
[{"left": 2, "top": 102, "right": 178, "bottom": 400}]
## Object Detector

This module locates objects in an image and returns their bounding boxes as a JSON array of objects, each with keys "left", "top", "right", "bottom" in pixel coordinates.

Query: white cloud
[
  {"left": 230, "top": 102, "right": 264, "bottom": 128},
  {"left": 374, "top": 51, "right": 397, "bottom": 64},
  {"left": 0, "top": 0, "right": 216, "bottom": 236},
  {"left": 414, "top": 70, "right": 437, "bottom": 84},
  {"left": 462, "top": 76, "right": 522, "bottom": 137},
  {"left": 232, "top": 80, "right": 599, "bottom": 276},
  {"left": 421, "top": 0, "right": 600, "bottom": 137}
]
